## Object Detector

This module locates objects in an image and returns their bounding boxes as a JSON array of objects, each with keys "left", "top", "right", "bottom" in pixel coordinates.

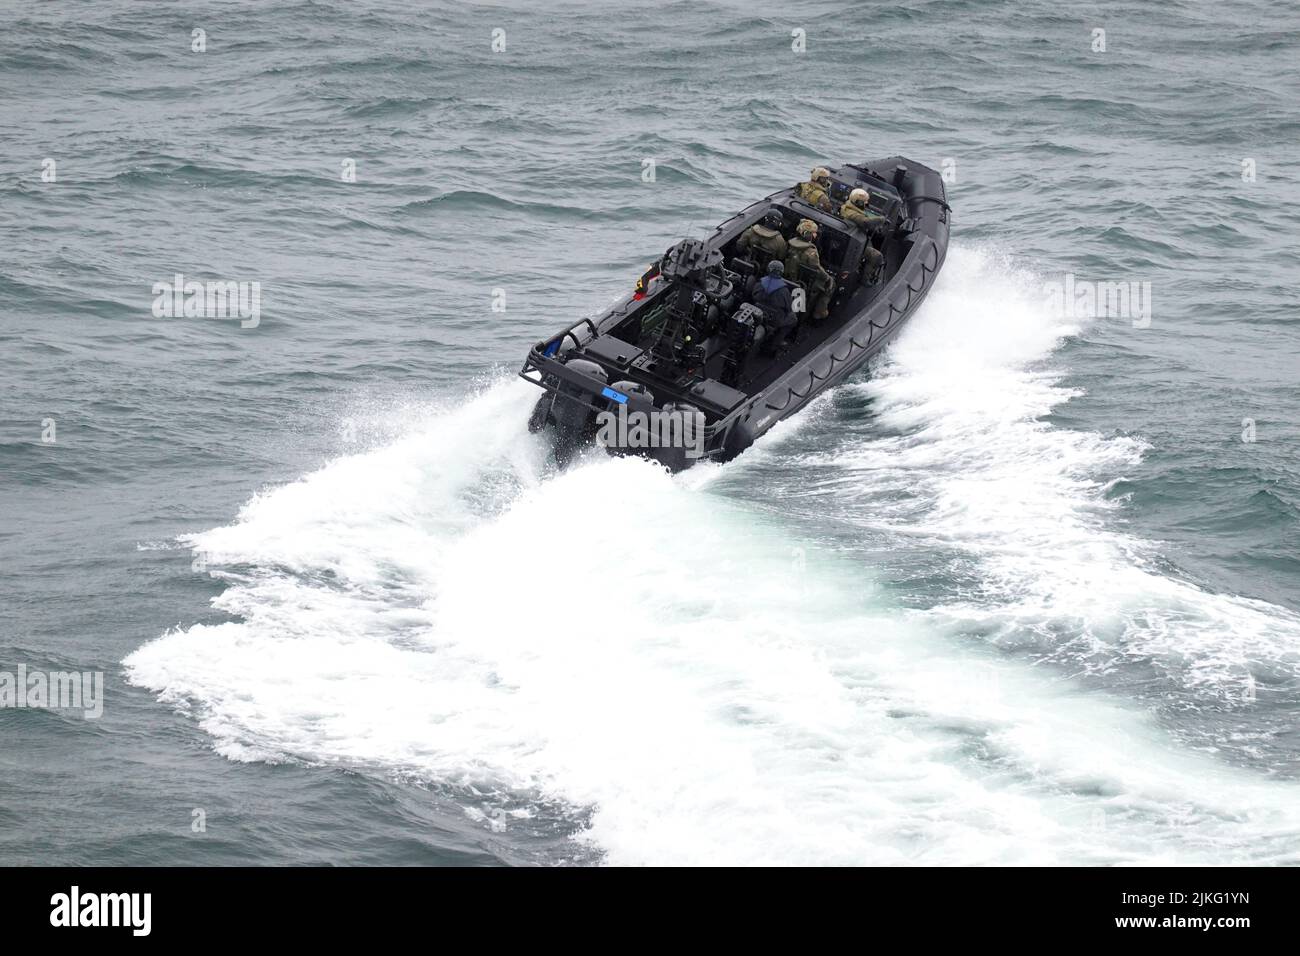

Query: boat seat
[
  {"left": 750, "top": 246, "right": 779, "bottom": 274},
  {"left": 729, "top": 256, "right": 764, "bottom": 299},
  {"left": 730, "top": 255, "right": 757, "bottom": 275},
  {"left": 791, "top": 263, "right": 823, "bottom": 314},
  {"left": 700, "top": 330, "right": 737, "bottom": 363}
]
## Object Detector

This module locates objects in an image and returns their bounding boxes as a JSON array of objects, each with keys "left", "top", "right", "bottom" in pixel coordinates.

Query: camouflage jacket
[
  {"left": 841, "top": 200, "right": 885, "bottom": 233},
  {"left": 785, "top": 237, "right": 828, "bottom": 282},
  {"left": 738, "top": 224, "right": 788, "bottom": 261},
  {"left": 796, "top": 180, "right": 833, "bottom": 211}
]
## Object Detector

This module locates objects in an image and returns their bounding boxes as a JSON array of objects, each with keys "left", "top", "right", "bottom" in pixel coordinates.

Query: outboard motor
[
  {"left": 527, "top": 376, "right": 559, "bottom": 432},
  {"left": 607, "top": 380, "right": 654, "bottom": 405},
  {"left": 548, "top": 358, "right": 607, "bottom": 466},
  {"left": 599, "top": 380, "right": 655, "bottom": 457},
  {"left": 657, "top": 401, "right": 707, "bottom": 471},
  {"left": 556, "top": 323, "right": 595, "bottom": 356}
]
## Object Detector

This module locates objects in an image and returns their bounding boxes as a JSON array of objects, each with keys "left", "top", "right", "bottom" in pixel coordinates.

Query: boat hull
[{"left": 520, "top": 156, "right": 950, "bottom": 470}]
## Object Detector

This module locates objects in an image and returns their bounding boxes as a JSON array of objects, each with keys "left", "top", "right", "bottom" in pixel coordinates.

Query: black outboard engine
[
  {"left": 607, "top": 380, "right": 653, "bottom": 405},
  {"left": 598, "top": 380, "right": 655, "bottom": 457},
  {"left": 657, "top": 401, "right": 707, "bottom": 471},
  {"left": 545, "top": 357, "right": 607, "bottom": 466},
  {"left": 720, "top": 302, "right": 765, "bottom": 388}
]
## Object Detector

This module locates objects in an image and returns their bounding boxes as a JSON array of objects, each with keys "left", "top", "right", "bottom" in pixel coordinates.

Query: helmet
[
  {"left": 761, "top": 210, "right": 784, "bottom": 230},
  {"left": 797, "top": 218, "right": 818, "bottom": 239},
  {"left": 811, "top": 166, "right": 831, "bottom": 184},
  {"left": 766, "top": 260, "right": 784, "bottom": 276},
  {"left": 850, "top": 187, "right": 870, "bottom": 206}
]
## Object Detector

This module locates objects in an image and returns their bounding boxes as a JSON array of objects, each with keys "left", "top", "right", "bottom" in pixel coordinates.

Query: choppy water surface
[{"left": 2, "top": 0, "right": 1298, "bottom": 864}]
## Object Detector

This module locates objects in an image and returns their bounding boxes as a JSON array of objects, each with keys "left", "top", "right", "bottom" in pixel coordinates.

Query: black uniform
[{"left": 752, "top": 276, "right": 796, "bottom": 352}]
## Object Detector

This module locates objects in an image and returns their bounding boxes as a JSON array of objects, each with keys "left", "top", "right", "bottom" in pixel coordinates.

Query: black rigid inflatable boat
[{"left": 520, "top": 156, "right": 951, "bottom": 471}]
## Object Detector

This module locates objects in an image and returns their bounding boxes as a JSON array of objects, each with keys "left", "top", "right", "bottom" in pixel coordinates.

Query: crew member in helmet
[
  {"left": 796, "top": 166, "right": 835, "bottom": 212},
  {"left": 736, "top": 210, "right": 788, "bottom": 267},
  {"left": 751, "top": 260, "right": 797, "bottom": 353},
  {"left": 784, "top": 219, "right": 835, "bottom": 321},
  {"left": 841, "top": 187, "right": 885, "bottom": 282}
]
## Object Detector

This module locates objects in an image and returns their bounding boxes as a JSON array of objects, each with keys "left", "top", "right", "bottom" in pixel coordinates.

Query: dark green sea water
[{"left": 2, "top": 0, "right": 1299, "bottom": 865}]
